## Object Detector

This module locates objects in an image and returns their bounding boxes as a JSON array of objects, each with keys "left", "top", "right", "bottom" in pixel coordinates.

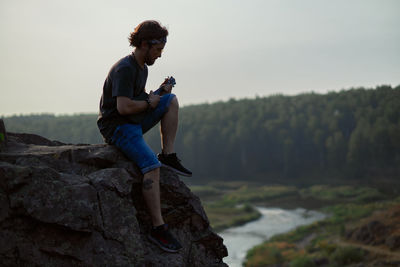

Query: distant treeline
[{"left": 3, "top": 85, "right": 400, "bottom": 184}]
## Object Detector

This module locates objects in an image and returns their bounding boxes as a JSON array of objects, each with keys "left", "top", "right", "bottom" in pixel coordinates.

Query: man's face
[{"left": 144, "top": 43, "right": 165, "bottom": 66}]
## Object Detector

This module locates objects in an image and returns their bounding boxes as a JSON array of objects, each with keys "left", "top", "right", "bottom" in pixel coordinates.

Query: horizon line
[{"left": 1, "top": 84, "right": 398, "bottom": 118}]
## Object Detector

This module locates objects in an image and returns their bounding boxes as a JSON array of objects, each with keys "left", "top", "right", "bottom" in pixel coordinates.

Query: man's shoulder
[
  {"left": 112, "top": 55, "right": 135, "bottom": 72},
  {"left": 107, "top": 55, "right": 138, "bottom": 82}
]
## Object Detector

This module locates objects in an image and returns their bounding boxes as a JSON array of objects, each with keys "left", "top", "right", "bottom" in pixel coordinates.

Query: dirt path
[{"left": 335, "top": 239, "right": 400, "bottom": 260}]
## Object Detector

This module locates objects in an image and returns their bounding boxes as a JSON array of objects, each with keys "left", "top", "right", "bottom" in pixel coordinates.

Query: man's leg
[
  {"left": 160, "top": 95, "right": 178, "bottom": 154},
  {"left": 141, "top": 94, "right": 192, "bottom": 176},
  {"left": 142, "top": 168, "right": 164, "bottom": 227},
  {"left": 158, "top": 96, "right": 192, "bottom": 176},
  {"left": 111, "top": 124, "right": 164, "bottom": 226},
  {"left": 143, "top": 167, "right": 182, "bottom": 253},
  {"left": 111, "top": 124, "right": 182, "bottom": 252}
]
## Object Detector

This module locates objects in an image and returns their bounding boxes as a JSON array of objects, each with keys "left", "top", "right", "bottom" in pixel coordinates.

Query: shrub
[
  {"left": 330, "top": 246, "right": 364, "bottom": 265},
  {"left": 289, "top": 257, "right": 316, "bottom": 267},
  {"left": 189, "top": 185, "right": 222, "bottom": 198},
  {"left": 270, "top": 223, "right": 318, "bottom": 243},
  {"left": 245, "top": 243, "right": 289, "bottom": 266},
  {"left": 315, "top": 240, "right": 337, "bottom": 256}
]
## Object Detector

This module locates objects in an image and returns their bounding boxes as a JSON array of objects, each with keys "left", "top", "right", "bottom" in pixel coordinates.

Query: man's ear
[{"left": 140, "top": 41, "right": 149, "bottom": 50}]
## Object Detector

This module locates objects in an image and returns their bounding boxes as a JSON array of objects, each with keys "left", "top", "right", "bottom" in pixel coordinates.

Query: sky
[{"left": 1, "top": 0, "right": 399, "bottom": 116}]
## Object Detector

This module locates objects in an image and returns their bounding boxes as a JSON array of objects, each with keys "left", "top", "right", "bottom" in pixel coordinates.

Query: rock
[
  {"left": 0, "top": 129, "right": 228, "bottom": 266},
  {"left": 0, "top": 119, "right": 7, "bottom": 151},
  {"left": 7, "top": 132, "right": 65, "bottom": 147}
]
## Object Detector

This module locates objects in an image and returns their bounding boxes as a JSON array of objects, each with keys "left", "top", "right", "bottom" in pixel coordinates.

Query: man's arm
[
  {"left": 117, "top": 91, "right": 160, "bottom": 115},
  {"left": 117, "top": 96, "right": 148, "bottom": 115}
]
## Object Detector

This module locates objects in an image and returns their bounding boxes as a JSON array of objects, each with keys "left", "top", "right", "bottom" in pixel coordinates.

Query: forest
[{"left": 3, "top": 85, "right": 400, "bottom": 185}]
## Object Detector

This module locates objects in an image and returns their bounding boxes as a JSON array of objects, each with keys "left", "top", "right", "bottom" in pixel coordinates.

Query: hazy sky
[{"left": 1, "top": 0, "right": 399, "bottom": 116}]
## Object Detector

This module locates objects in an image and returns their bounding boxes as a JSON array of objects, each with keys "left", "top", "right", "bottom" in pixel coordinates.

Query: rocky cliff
[{"left": 0, "top": 121, "right": 228, "bottom": 266}]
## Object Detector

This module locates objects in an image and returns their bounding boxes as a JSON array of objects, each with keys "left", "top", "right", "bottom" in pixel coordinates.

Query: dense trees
[
  {"left": 3, "top": 114, "right": 103, "bottom": 144},
  {"left": 3, "top": 85, "right": 400, "bottom": 184}
]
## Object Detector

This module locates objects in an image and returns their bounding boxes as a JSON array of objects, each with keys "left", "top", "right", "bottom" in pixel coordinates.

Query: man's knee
[{"left": 170, "top": 95, "right": 179, "bottom": 109}]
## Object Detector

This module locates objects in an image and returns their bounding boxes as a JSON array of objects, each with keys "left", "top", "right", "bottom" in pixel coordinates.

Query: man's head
[{"left": 129, "top": 20, "right": 168, "bottom": 66}]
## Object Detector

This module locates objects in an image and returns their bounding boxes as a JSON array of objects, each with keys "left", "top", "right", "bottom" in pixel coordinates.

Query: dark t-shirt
[{"left": 97, "top": 53, "right": 149, "bottom": 143}]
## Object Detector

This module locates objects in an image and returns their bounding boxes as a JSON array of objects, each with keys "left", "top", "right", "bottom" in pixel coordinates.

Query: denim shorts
[{"left": 111, "top": 93, "right": 175, "bottom": 174}]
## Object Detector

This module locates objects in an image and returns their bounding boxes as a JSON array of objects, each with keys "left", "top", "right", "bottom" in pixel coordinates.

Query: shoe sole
[
  {"left": 160, "top": 163, "right": 192, "bottom": 177},
  {"left": 147, "top": 234, "right": 181, "bottom": 253}
]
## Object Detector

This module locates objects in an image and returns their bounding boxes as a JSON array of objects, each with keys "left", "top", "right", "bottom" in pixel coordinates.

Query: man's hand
[
  {"left": 148, "top": 91, "right": 160, "bottom": 109},
  {"left": 160, "top": 84, "right": 173, "bottom": 95},
  {"left": 158, "top": 77, "right": 174, "bottom": 95}
]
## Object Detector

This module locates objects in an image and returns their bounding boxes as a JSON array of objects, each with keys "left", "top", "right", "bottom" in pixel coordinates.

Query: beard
[{"left": 144, "top": 51, "right": 156, "bottom": 66}]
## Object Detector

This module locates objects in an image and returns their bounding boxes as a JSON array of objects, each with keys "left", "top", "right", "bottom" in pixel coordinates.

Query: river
[{"left": 219, "top": 207, "right": 326, "bottom": 267}]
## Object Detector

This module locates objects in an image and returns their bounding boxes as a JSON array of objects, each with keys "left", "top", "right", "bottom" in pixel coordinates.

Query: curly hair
[{"left": 128, "top": 20, "right": 169, "bottom": 48}]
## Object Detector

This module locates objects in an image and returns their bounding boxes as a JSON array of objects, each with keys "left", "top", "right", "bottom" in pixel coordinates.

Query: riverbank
[
  {"left": 244, "top": 196, "right": 400, "bottom": 266},
  {"left": 219, "top": 207, "right": 326, "bottom": 267},
  {"left": 190, "top": 182, "right": 300, "bottom": 231},
  {"left": 204, "top": 202, "right": 261, "bottom": 232},
  {"left": 190, "top": 182, "right": 400, "bottom": 266},
  {"left": 190, "top": 182, "right": 392, "bottom": 231}
]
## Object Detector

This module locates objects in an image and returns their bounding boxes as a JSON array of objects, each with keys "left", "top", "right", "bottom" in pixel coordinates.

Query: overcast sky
[{"left": 1, "top": 0, "right": 399, "bottom": 116}]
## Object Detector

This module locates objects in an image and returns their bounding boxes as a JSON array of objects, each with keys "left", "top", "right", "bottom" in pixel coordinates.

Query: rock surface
[{"left": 0, "top": 126, "right": 228, "bottom": 266}]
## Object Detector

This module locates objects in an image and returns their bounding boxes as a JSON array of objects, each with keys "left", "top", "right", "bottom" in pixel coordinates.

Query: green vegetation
[
  {"left": 245, "top": 242, "right": 288, "bottom": 266},
  {"left": 189, "top": 181, "right": 396, "bottom": 239},
  {"left": 269, "top": 222, "right": 321, "bottom": 244},
  {"left": 2, "top": 113, "right": 102, "bottom": 144},
  {"left": 189, "top": 183, "right": 275, "bottom": 231},
  {"left": 190, "top": 183, "right": 305, "bottom": 231},
  {"left": 204, "top": 202, "right": 261, "bottom": 232},
  {"left": 223, "top": 185, "right": 298, "bottom": 203},
  {"left": 329, "top": 246, "right": 365, "bottom": 266},
  {"left": 299, "top": 185, "right": 385, "bottom": 204},
  {"left": 3, "top": 86, "right": 400, "bottom": 185},
  {"left": 243, "top": 187, "right": 400, "bottom": 267},
  {"left": 189, "top": 185, "right": 223, "bottom": 200},
  {"left": 289, "top": 257, "right": 316, "bottom": 267}
]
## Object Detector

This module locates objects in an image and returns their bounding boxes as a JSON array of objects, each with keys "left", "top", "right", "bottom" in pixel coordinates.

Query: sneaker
[
  {"left": 147, "top": 224, "right": 182, "bottom": 253},
  {"left": 158, "top": 153, "right": 192, "bottom": 177}
]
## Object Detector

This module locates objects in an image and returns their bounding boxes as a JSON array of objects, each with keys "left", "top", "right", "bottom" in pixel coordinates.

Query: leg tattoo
[{"left": 142, "top": 178, "right": 154, "bottom": 191}]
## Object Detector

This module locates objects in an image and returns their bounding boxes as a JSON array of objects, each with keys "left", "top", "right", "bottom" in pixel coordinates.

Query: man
[{"left": 97, "top": 20, "right": 191, "bottom": 253}]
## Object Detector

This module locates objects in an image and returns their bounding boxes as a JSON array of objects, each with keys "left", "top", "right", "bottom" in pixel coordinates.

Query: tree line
[{"left": 3, "top": 85, "right": 400, "bottom": 184}]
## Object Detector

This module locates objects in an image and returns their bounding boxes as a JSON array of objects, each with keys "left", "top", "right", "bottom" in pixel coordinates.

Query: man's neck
[{"left": 133, "top": 48, "right": 145, "bottom": 69}]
